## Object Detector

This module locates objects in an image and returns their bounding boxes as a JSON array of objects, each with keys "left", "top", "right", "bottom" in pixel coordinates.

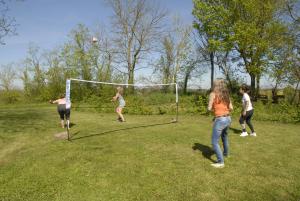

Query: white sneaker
[
  {"left": 211, "top": 163, "right": 225, "bottom": 168},
  {"left": 240, "top": 132, "right": 248, "bottom": 137},
  {"left": 250, "top": 132, "right": 257, "bottom": 137}
]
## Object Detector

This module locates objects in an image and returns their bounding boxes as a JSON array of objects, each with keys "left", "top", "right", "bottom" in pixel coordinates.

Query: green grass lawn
[{"left": 0, "top": 105, "right": 300, "bottom": 201}]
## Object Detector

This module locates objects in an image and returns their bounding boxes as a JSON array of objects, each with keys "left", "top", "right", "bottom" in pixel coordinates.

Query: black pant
[
  {"left": 239, "top": 109, "right": 254, "bottom": 133},
  {"left": 57, "top": 104, "right": 70, "bottom": 120}
]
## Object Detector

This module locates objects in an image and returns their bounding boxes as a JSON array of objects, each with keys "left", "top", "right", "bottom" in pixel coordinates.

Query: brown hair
[
  {"left": 240, "top": 84, "right": 250, "bottom": 93},
  {"left": 59, "top": 93, "right": 65, "bottom": 99},
  {"left": 117, "top": 87, "right": 124, "bottom": 95},
  {"left": 212, "top": 79, "right": 230, "bottom": 107}
]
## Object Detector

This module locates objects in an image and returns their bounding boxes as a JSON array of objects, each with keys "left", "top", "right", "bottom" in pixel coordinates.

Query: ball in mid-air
[{"left": 92, "top": 36, "right": 98, "bottom": 43}]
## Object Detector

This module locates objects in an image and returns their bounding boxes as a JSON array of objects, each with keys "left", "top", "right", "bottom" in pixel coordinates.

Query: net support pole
[
  {"left": 66, "top": 79, "right": 71, "bottom": 141},
  {"left": 175, "top": 83, "right": 179, "bottom": 122}
]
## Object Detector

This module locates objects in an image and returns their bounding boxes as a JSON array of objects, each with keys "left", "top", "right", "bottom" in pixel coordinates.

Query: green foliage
[
  {"left": 283, "top": 85, "right": 299, "bottom": 104},
  {"left": 193, "top": 0, "right": 291, "bottom": 96},
  {"left": 0, "top": 90, "right": 22, "bottom": 104},
  {"left": 74, "top": 92, "right": 178, "bottom": 115},
  {"left": 193, "top": 0, "right": 232, "bottom": 52},
  {"left": 230, "top": 94, "right": 300, "bottom": 123},
  {"left": 4, "top": 87, "right": 300, "bottom": 123},
  {"left": 253, "top": 101, "right": 300, "bottom": 122}
]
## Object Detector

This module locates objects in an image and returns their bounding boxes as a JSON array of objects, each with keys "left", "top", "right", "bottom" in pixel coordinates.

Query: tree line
[{"left": 0, "top": 0, "right": 299, "bottom": 104}]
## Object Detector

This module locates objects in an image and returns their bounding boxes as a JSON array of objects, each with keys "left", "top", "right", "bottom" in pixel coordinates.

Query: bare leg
[
  {"left": 241, "top": 123, "right": 246, "bottom": 130},
  {"left": 66, "top": 119, "right": 70, "bottom": 129},
  {"left": 119, "top": 113, "right": 125, "bottom": 122},
  {"left": 117, "top": 107, "right": 125, "bottom": 122},
  {"left": 61, "top": 120, "right": 65, "bottom": 128}
]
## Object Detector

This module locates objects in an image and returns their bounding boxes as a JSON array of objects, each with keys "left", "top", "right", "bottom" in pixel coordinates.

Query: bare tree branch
[
  {"left": 0, "top": 0, "right": 18, "bottom": 45},
  {"left": 107, "top": 0, "right": 167, "bottom": 90}
]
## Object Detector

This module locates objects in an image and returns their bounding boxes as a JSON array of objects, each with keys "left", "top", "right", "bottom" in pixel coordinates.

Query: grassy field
[{"left": 0, "top": 105, "right": 300, "bottom": 201}]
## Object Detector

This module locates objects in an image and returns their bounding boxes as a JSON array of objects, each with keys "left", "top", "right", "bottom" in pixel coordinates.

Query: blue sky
[{"left": 0, "top": 0, "right": 194, "bottom": 64}]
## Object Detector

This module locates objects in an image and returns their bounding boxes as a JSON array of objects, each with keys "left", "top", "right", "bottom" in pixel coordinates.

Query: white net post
[
  {"left": 175, "top": 83, "right": 179, "bottom": 122},
  {"left": 66, "top": 79, "right": 71, "bottom": 140}
]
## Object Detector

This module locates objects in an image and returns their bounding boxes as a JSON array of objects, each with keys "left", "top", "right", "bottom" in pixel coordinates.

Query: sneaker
[
  {"left": 240, "top": 132, "right": 248, "bottom": 137},
  {"left": 211, "top": 163, "right": 225, "bottom": 168},
  {"left": 250, "top": 132, "right": 257, "bottom": 137}
]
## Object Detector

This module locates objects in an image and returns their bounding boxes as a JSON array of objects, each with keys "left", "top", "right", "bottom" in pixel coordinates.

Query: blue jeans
[{"left": 212, "top": 116, "right": 231, "bottom": 163}]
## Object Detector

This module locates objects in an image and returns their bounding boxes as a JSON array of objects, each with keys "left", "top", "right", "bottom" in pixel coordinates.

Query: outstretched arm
[
  {"left": 111, "top": 93, "right": 119, "bottom": 101},
  {"left": 50, "top": 99, "right": 59, "bottom": 104}
]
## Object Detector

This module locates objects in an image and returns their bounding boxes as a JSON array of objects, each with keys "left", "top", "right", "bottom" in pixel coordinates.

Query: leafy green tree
[
  {"left": 61, "top": 24, "right": 96, "bottom": 99},
  {"left": 193, "top": 0, "right": 289, "bottom": 97},
  {"left": 20, "top": 65, "right": 31, "bottom": 98},
  {"left": 155, "top": 17, "right": 201, "bottom": 93},
  {"left": 61, "top": 24, "right": 117, "bottom": 100},
  {"left": 193, "top": 0, "right": 232, "bottom": 89},
  {"left": 231, "top": 0, "right": 288, "bottom": 97},
  {"left": 44, "top": 49, "right": 65, "bottom": 99},
  {"left": 154, "top": 36, "right": 174, "bottom": 92},
  {"left": 23, "top": 44, "right": 46, "bottom": 100}
]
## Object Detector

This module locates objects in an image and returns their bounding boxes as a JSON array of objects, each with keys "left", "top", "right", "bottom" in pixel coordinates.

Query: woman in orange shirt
[{"left": 208, "top": 79, "right": 233, "bottom": 168}]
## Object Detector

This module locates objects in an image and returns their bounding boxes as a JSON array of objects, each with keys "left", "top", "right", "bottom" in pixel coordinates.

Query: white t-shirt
[{"left": 242, "top": 93, "right": 253, "bottom": 111}]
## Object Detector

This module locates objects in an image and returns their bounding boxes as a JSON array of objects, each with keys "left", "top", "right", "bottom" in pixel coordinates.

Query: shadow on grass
[
  {"left": 192, "top": 143, "right": 216, "bottom": 162},
  {"left": 229, "top": 127, "right": 241, "bottom": 134},
  {"left": 70, "top": 121, "right": 175, "bottom": 141},
  {"left": 0, "top": 109, "right": 52, "bottom": 134},
  {"left": 68, "top": 123, "right": 76, "bottom": 128}
]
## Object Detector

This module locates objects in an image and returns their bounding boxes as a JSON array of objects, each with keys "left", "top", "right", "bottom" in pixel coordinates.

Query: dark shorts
[
  {"left": 57, "top": 104, "right": 70, "bottom": 120},
  {"left": 239, "top": 109, "right": 254, "bottom": 124}
]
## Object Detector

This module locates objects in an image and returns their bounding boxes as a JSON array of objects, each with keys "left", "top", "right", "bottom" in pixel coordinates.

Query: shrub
[{"left": 0, "top": 90, "right": 22, "bottom": 104}]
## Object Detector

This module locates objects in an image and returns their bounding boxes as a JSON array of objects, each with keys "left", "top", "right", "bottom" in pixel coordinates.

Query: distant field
[{"left": 0, "top": 106, "right": 299, "bottom": 201}]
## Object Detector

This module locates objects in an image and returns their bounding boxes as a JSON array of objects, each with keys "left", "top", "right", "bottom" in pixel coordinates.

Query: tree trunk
[
  {"left": 292, "top": 81, "right": 299, "bottom": 104},
  {"left": 224, "top": 72, "right": 233, "bottom": 92},
  {"left": 250, "top": 73, "right": 256, "bottom": 99},
  {"left": 298, "top": 88, "right": 300, "bottom": 106},
  {"left": 128, "top": 68, "right": 134, "bottom": 94},
  {"left": 105, "top": 53, "right": 112, "bottom": 82},
  {"left": 210, "top": 52, "right": 214, "bottom": 89},
  {"left": 256, "top": 74, "right": 261, "bottom": 99},
  {"left": 183, "top": 71, "right": 190, "bottom": 95},
  {"left": 272, "top": 82, "right": 278, "bottom": 103}
]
